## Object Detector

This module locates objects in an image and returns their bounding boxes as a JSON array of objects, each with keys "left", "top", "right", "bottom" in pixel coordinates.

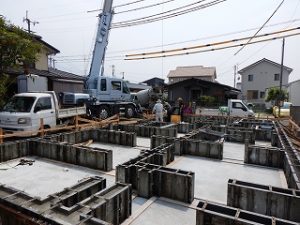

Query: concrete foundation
[
  {"left": 245, "top": 145, "right": 284, "bottom": 168},
  {"left": 275, "top": 122, "right": 300, "bottom": 190},
  {"left": 196, "top": 200, "right": 299, "bottom": 225},
  {"left": 116, "top": 143, "right": 194, "bottom": 203},
  {"left": 227, "top": 179, "right": 300, "bottom": 222},
  {"left": 47, "top": 129, "right": 137, "bottom": 147},
  {"left": 112, "top": 122, "right": 178, "bottom": 138},
  {"left": 0, "top": 177, "right": 131, "bottom": 225},
  {"left": 151, "top": 128, "right": 224, "bottom": 160}
]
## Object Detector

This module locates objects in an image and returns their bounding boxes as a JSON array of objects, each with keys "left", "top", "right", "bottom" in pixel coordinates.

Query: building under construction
[{"left": 0, "top": 115, "right": 299, "bottom": 225}]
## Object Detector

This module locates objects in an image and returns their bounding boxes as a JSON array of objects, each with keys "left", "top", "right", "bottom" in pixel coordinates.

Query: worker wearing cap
[{"left": 153, "top": 99, "right": 164, "bottom": 122}]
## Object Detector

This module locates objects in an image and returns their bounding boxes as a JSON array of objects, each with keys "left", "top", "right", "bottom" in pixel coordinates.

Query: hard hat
[
  {"left": 157, "top": 99, "right": 161, "bottom": 103},
  {"left": 177, "top": 97, "right": 183, "bottom": 102}
]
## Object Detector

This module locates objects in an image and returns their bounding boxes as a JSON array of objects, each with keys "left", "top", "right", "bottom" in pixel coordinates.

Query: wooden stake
[
  {"left": 0, "top": 128, "right": 3, "bottom": 144},
  {"left": 40, "top": 118, "right": 44, "bottom": 137}
]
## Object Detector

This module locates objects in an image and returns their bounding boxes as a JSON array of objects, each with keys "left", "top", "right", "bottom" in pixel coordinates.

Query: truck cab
[
  {"left": 0, "top": 93, "right": 57, "bottom": 133},
  {"left": 228, "top": 99, "right": 255, "bottom": 117}
]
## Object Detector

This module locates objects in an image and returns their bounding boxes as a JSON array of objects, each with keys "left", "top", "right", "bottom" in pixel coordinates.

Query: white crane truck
[{"left": 63, "top": 0, "right": 138, "bottom": 119}]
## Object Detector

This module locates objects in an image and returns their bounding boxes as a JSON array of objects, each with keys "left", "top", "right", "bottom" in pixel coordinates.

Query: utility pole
[
  {"left": 23, "top": 10, "right": 39, "bottom": 33},
  {"left": 111, "top": 65, "right": 115, "bottom": 77},
  {"left": 233, "top": 65, "right": 237, "bottom": 88},
  {"left": 121, "top": 72, "right": 125, "bottom": 79},
  {"left": 278, "top": 38, "right": 285, "bottom": 117}
]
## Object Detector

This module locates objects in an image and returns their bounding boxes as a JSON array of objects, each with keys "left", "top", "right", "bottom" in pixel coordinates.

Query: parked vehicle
[
  {"left": 0, "top": 91, "right": 86, "bottom": 135},
  {"left": 199, "top": 99, "right": 255, "bottom": 117},
  {"left": 273, "top": 102, "right": 292, "bottom": 118}
]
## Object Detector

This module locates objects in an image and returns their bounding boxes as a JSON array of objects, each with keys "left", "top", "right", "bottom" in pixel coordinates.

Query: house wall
[
  {"left": 240, "top": 61, "right": 290, "bottom": 105},
  {"left": 288, "top": 80, "right": 300, "bottom": 106},
  {"left": 52, "top": 80, "right": 84, "bottom": 94},
  {"left": 168, "top": 81, "right": 228, "bottom": 104},
  {"left": 35, "top": 48, "right": 49, "bottom": 70},
  {"left": 17, "top": 75, "right": 48, "bottom": 93}
]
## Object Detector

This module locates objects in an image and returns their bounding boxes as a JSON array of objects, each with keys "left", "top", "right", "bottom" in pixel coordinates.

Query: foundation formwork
[{"left": 227, "top": 179, "right": 300, "bottom": 222}]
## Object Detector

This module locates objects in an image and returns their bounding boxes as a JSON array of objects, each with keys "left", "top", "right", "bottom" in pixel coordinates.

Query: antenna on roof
[{"left": 23, "top": 10, "right": 39, "bottom": 33}]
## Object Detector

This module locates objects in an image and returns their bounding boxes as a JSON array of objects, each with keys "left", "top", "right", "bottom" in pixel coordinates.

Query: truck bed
[{"left": 57, "top": 106, "right": 86, "bottom": 119}]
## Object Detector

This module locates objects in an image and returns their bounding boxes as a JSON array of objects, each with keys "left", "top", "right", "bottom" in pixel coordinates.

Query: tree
[
  {"left": 265, "top": 87, "right": 288, "bottom": 106},
  {"left": 0, "top": 17, "right": 41, "bottom": 106}
]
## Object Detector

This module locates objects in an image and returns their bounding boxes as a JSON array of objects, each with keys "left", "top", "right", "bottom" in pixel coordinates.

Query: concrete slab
[
  {"left": 132, "top": 197, "right": 148, "bottom": 214},
  {"left": 0, "top": 157, "right": 114, "bottom": 199},
  {"left": 223, "top": 142, "right": 244, "bottom": 161},
  {"left": 136, "top": 137, "right": 151, "bottom": 148},
  {"left": 130, "top": 198, "right": 196, "bottom": 225},
  {"left": 177, "top": 133, "right": 186, "bottom": 138},
  {"left": 90, "top": 142, "right": 141, "bottom": 168},
  {"left": 168, "top": 154, "right": 287, "bottom": 204}
]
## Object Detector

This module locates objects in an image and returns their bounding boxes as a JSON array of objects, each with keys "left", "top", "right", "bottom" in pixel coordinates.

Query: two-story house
[
  {"left": 167, "top": 66, "right": 216, "bottom": 84},
  {"left": 238, "top": 58, "right": 293, "bottom": 107},
  {"left": 8, "top": 34, "right": 85, "bottom": 97}
]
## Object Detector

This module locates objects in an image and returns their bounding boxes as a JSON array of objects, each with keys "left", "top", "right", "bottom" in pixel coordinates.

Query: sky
[{"left": 1, "top": 0, "right": 300, "bottom": 86}]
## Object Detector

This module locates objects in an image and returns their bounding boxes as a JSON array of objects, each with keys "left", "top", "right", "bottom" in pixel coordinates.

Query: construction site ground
[{"left": 0, "top": 133, "right": 288, "bottom": 225}]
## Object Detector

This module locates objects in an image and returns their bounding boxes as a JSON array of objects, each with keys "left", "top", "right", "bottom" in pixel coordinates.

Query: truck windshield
[{"left": 3, "top": 96, "right": 36, "bottom": 112}]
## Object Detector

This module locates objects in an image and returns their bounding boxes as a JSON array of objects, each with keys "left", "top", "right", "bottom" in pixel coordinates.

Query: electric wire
[
  {"left": 113, "top": 0, "right": 148, "bottom": 9},
  {"left": 124, "top": 32, "right": 300, "bottom": 60},
  {"left": 112, "top": 0, "right": 226, "bottom": 28},
  {"left": 114, "top": 0, "right": 176, "bottom": 14},
  {"left": 125, "top": 26, "right": 300, "bottom": 57},
  {"left": 113, "top": 0, "right": 206, "bottom": 24},
  {"left": 234, "top": 0, "right": 285, "bottom": 56}
]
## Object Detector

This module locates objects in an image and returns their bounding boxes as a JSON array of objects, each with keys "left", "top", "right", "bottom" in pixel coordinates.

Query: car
[{"left": 272, "top": 102, "right": 292, "bottom": 117}]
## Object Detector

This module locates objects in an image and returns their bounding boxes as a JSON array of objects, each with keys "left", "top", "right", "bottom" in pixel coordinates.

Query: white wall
[
  {"left": 18, "top": 75, "right": 48, "bottom": 93},
  {"left": 289, "top": 80, "right": 300, "bottom": 106},
  {"left": 240, "top": 61, "right": 290, "bottom": 105}
]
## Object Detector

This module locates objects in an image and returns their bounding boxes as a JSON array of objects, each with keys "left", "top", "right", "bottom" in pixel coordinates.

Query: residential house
[
  {"left": 167, "top": 66, "right": 216, "bottom": 84},
  {"left": 288, "top": 79, "right": 300, "bottom": 106},
  {"left": 167, "top": 78, "right": 240, "bottom": 105},
  {"left": 238, "top": 58, "right": 293, "bottom": 107},
  {"left": 142, "top": 77, "right": 165, "bottom": 87},
  {"left": 7, "top": 34, "right": 85, "bottom": 97}
]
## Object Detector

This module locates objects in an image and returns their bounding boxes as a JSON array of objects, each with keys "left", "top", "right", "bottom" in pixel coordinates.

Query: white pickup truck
[
  {"left": 199, "top": 99, "right": 255, "bottom": 117},
  {"left": 0, "top": 91, "right": 86, "bottom": 135}
]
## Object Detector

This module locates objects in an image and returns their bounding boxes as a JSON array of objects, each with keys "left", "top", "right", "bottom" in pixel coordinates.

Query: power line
[
  {"left": 234, "top": 0, "right": 285, "bottom": 56},
  {"left": 125, "top": 32, "right": 300, "bottom": 60},
  {"left": 113, "top": 0, "right": 148, "bottom": 9},
  {"left": 112, "top": 0, "right": 207, "bottom": 25},
  {"left": 126, "top": 26, "right": 300, "bottom": 57},
  {"left": 115, "top": 0, "right": 176, "bottom": 14},
  {"left": 112, "top": 0, "right": 226, "bottom": 28}
]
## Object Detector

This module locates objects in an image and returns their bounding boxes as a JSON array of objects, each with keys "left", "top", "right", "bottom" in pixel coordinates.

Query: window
[
  {"left": 34, "top": 97, "right": 52, "bottom": 111},
  {"left": 100, "top": 79, "right": 107, "bottom": 91},
  {"left": 232, "top": 102, "right": 246, "bottom": 111},
  {"left": 274, "top": 73, "right": 280, "bottom": 81},
  {"left": 3, "top": 96, "right": 36, "bottom": 113},
  {"left": 248, "top": 74, "right": 254, "bottom": 82},
  {"left": 260, "top": 91, "right": 265, "bottom": 99},
  {"left": 247, "top": 90, "right": 258, "bottom": 100},
  {"left": 111, "top": 81, "right": 121, "bottom": 90},
  {"left": 122, "top": 82, "right": 130, "bottom": 94}
]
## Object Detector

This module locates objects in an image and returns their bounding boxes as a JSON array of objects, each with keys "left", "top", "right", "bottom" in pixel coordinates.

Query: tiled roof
[
  {"left": 167, "top": 66, "right": 216, "bottom": 78},
  {"left": 7, "top": 68, "right": 85, "bottom": 81}
]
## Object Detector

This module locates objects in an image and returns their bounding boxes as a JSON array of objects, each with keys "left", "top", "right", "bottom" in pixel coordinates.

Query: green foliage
[
  {"left": 198, "top": 95, "right": 216, "bottom": 107},
  {"left": 265, "top": 87, "right": 288, "bottom": 106},
  {"left": 0, "top": 17, "right": 42, "bottom": 106}
]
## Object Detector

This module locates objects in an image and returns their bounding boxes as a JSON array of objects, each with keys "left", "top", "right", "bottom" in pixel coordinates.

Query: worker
[{"left": 153, "top": 99, "right": 164, "bottom": 122}]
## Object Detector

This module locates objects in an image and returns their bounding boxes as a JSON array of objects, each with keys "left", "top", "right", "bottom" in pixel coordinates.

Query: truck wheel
[
  {"left": 98, "top": 106, "right": 110, "bottom": 120},
  {"left": 125, "top": 105, "right": 135, "bottom": 118}
]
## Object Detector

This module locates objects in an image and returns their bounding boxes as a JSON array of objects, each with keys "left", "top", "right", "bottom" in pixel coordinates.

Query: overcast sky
[{"left": 1, "top": 0, "right": 300, "bottom": 86}]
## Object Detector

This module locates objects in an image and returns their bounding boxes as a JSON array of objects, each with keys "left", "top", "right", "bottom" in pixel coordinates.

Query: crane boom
[{"left": 85, "top": 0, "right": 114, "bottom": 90}]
